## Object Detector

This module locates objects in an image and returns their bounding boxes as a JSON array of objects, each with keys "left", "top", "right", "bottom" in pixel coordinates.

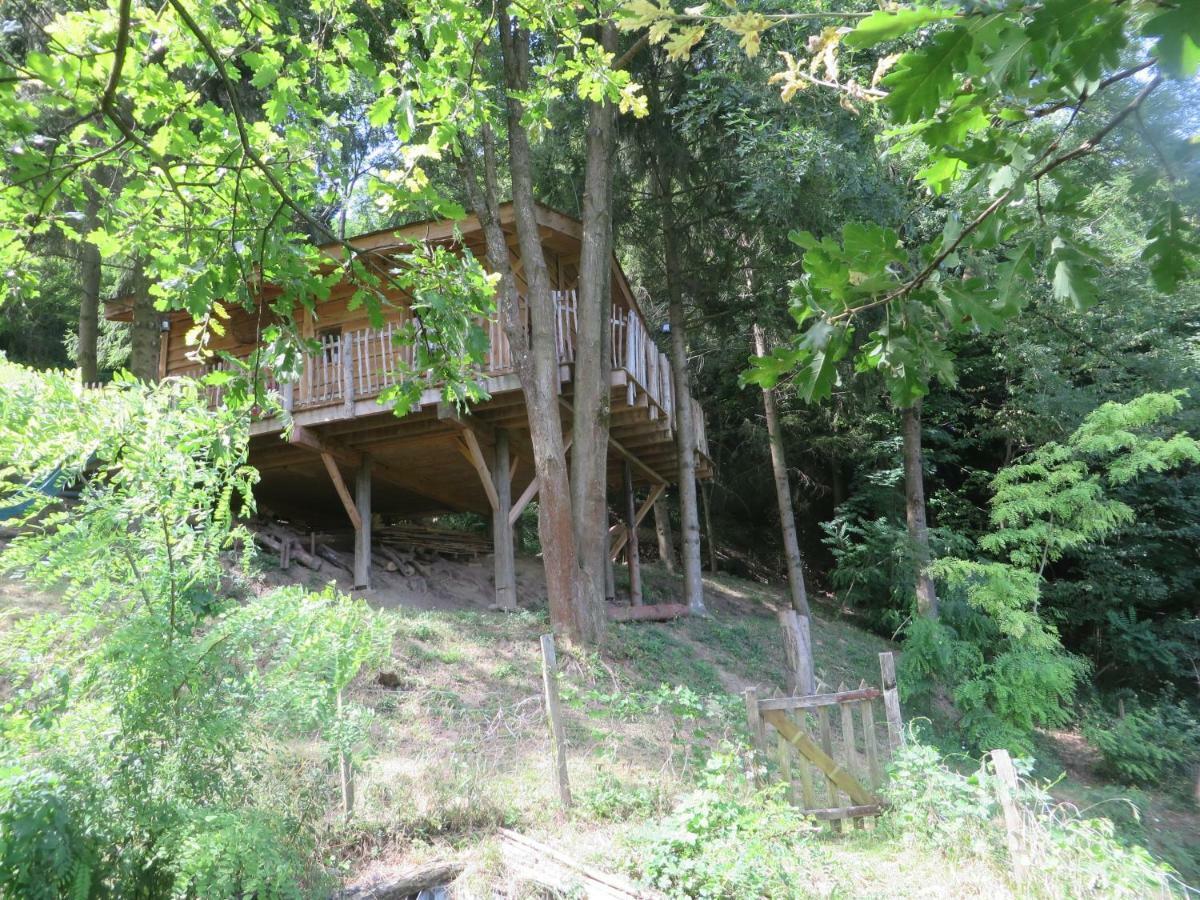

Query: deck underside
[{"left": 249, "top": 368, "right": 713, "bottom": 525}]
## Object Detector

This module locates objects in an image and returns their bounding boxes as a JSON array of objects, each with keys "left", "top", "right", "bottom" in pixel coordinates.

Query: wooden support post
[
  {"left": 540, "top": 634, "right": 572, "bottom": 809},
  {"left": 604, "top": 541, "right": 615, "bottom": 602},
  {"left": 354, "top": 455, "right": 371, "bottom": 589},
  {"left": 622, "top": 461, "right": 642, "bottom": 606},
  {"left": 779, "top": 609, "right": 815, "bottom": 696},
  {"left": 608, "top": 484, "right": 663, "bottom": 558},
  {"left": 991, "top": 749, "right": 1028, "bottom": 883},
  {"left": 838, "top": 682, "right": 858, "bottom": 830},
  {"left": 492, "top": 430, "right": 516, "bottom": 610},
  {"left": 879, "top": 652, "right": 905, "bottom": 751}
]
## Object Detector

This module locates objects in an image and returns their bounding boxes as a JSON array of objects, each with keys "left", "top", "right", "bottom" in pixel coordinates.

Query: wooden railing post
[{"left": 341, "top": 331, "right": 354, "bottom": 416}]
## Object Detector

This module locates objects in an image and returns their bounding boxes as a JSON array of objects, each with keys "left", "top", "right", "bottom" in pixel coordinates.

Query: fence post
[
  {"left": 878, "top": 651, "right": 905, "bottom": 751},
  {"left": 540, "top": 634, "right": 572, "bottom": 810},
  {"left": 991, "top": 749, "right": 1028, "bottom": 884},
  {"left": 779, "top": 610, "right": 815, "bottom": 696},
  {"left": 743, "top": 686, "right": 765, "bottom": 785}
]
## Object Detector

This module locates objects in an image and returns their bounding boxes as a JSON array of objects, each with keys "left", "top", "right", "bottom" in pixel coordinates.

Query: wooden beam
[
  {"left": 623, "top": 460, "right": 642, "bottom": 606},
  {"left": 608, "top": 603, "right": 689, "bottom": 622},
  {"left": 559, "top": 399, "right": 665, "bottom": 485},
  {"left": 609, "top": 483, "right": 664, "bottom": 558},
  {"left": 762, "top": 708, "right": 875, "bottom": 806},
  {"left": 508, "top": 435, "right": 572, "bottom": 525},
  {"left": 321, "top": 452, "right": 362, "bottom": 531},
  {"left": 457, "top": 429, "right": 499, "bottom": 511}
]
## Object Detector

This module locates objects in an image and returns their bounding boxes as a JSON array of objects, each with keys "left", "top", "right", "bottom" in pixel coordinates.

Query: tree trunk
[
  {"left": 568, "top": 20, "right": 618, "bottom": 639},
  {"left": 459, "top": 4, "right": 598, "bottom": 644},
  {"left": 653, "top": 493, "right": 677, "bottom": 574},
  {"left": 659, "top": 174, "right": 705, "bottom": 614},
  {"left": 127, "top": 259, "right": 160, "bottom": 381},
  {"left": 77, "top": 191, "right": 102, "bottom": 384},
  {"left": 901, "top": 401, "right": 938, "bottom": 618},
  {"left": 622, "top": 460, "right": 642, "bottom": 605},
  {"left": 753, "top": 323, "right": 810, "bottom": 616}
]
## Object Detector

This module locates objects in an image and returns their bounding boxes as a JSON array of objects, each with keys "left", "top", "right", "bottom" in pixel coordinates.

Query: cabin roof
[{"left": 104, "top": 201, "right": 646, "bottom": 325}]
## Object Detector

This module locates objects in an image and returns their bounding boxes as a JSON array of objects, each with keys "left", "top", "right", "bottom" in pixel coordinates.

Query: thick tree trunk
[
  {"left": 77, "top": 192, "right": 101, "bottom": 384},
  {"left": 653, "top": 494, "right": 677, "bottom": 573},
  {"left": 901, "top": 401, "right": 939, "bottom": 618},
  {"left": 659, "top": 175, "right": 705, "bottom": 614},
  {"left": 459, "top": 4, "right": 600, "bottom": 644},
  {"left": 127, "top": 259, "right": 160, "bottom": 381},
  {"left": 569, "top": 21, "right": 618, "bottom": 639},
  {"left": 753, "top": 323, "right": 810, "bottom": 616}
]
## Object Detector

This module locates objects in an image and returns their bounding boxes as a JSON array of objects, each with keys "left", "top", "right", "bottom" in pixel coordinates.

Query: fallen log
[
  {"left": 498, "top": 830, "right": 663, "bottom": 899},
  {"left": 316, "top": 544, "right": 351, "bottom": 572},
  {"left": 252, "top": 530, "right": 322, "bottom": 571},
  {"left": 333, "top": 860, "right": 463, "bottom": 899},
  {"left": 607, "top": 603, "right": 689, "bottom": 623},
  {"left": 375, "top": 544, "right": 416, "bottom": 577}
]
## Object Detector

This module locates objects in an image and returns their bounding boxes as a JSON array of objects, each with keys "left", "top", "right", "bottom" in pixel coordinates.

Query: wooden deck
[{"left": 215, "top": 290, "right": 711, "bottom": 523}]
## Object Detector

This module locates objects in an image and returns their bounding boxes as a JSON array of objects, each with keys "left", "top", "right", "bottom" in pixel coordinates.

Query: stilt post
[
  {"left": 623, "top": 460, "right": 642, "bottom": 606},
  {"left": 353, "top": 455, "right": 372, "bottom": 589},
  {"left": 493, "top": 429, "right": 517, "bottom": 609}
]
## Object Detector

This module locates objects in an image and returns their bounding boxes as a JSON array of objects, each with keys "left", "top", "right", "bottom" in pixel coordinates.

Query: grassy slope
[{"left": 326, "top": 562, "right": 1194, "bottom": 895}]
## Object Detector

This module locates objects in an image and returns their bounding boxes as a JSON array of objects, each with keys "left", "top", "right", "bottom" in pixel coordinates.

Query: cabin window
[{"left": 318, "top": 328, "right": 342, "bottom": 365}]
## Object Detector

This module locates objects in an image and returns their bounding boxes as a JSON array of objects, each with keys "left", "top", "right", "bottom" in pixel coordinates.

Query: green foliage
[
  {"left": 0, "top": 361, "right": 394, "bottom": 895},
  {"left": 630, "top": 748, "right": 818, "bottom": 899},
  {"left": 985, "top": 391, "right": 1200, "bottom": 570},
  {"left": 1084, "top": 698, "right": 1200, "bottom": 789},
  {"left": 881, "top": 739, "right": 1184, "bottom": 897},
  {"left": 578, "top": 772, "right": 666, "bottom": 823}
]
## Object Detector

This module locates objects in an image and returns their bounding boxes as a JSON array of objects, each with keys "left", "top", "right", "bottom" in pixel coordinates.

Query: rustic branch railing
[{"left": 176, "top": 290, "right": 709, "bottom": 456}]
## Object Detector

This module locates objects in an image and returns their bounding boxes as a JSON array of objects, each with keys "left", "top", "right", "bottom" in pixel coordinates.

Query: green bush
[
  {"left": 1085, "top": 698, "right": 1200, "bottom": 788},
  {"left": 630, "top": 748, "right": 818, "bottom": 898},
  {"left": 0, "top": 364, "right": 393, "bottom": 896}
]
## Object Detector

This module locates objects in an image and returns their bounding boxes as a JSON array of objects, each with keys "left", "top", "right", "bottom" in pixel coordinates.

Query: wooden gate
[{"left": 743, "top": 613, "right": 905, "bottom": 829}]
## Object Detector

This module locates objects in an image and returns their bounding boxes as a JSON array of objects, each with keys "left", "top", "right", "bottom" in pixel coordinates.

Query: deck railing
[{"left": 178, "top": 290, "right": 708, "bottom": 456}]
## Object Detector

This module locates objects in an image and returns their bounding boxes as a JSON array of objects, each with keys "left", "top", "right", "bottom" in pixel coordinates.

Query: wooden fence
[{"left": 744, "top": 612, "right": 904, "bottom": 829}]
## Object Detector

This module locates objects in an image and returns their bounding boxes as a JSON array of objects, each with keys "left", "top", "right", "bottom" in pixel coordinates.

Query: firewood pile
[{"left": 375, "top": 523, "right": 492, "bottom": 560}]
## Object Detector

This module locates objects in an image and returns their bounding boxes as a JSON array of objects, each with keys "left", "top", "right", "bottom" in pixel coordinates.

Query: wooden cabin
[{"left": 105, "top": 203, "right": 712, "bottom": 606}]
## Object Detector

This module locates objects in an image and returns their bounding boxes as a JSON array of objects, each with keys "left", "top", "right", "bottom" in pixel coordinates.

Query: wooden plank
[
  {"left": 607, "top": 603, "right": 689, "bottom": 622},
  {"left": 540, "top": 634, "right": 572, "bottom": 809},
  {"left": 859, "top": 698, "right": 883, "bottom": 789},
  {"left": 879, "top": 652, "right": 905, "bottom": 751},
  {"left": 321, "top": 452, "right": 362, "bottom": 531},
  {"left": 816, "top": 705, "right": 841, "bottom": 821},
  {"left": 804, "top": 803, "right": 884, "bottom": 821},
  {"left": 838, "top": 681, "right": 858, "bottom": 829},
  {"left": 762, "top": 709, "right": 874, "bottom": 807},
  {"left": 794, "top": 714, "right": 818, "bottom": 810},
  {"left": 757, "top": 687, "right": 882, "bottom": 712}
]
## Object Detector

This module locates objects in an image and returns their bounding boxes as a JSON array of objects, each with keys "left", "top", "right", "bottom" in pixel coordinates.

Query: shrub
[
  {"left": 629, "top": 748, "right": 818, "bottom": 898},
  {"left": 882, "top": 739, "right": 1185, "bottom": 897},
  {"left": 1085, "top": 697, "right": 1200, "bottom": 788}
]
